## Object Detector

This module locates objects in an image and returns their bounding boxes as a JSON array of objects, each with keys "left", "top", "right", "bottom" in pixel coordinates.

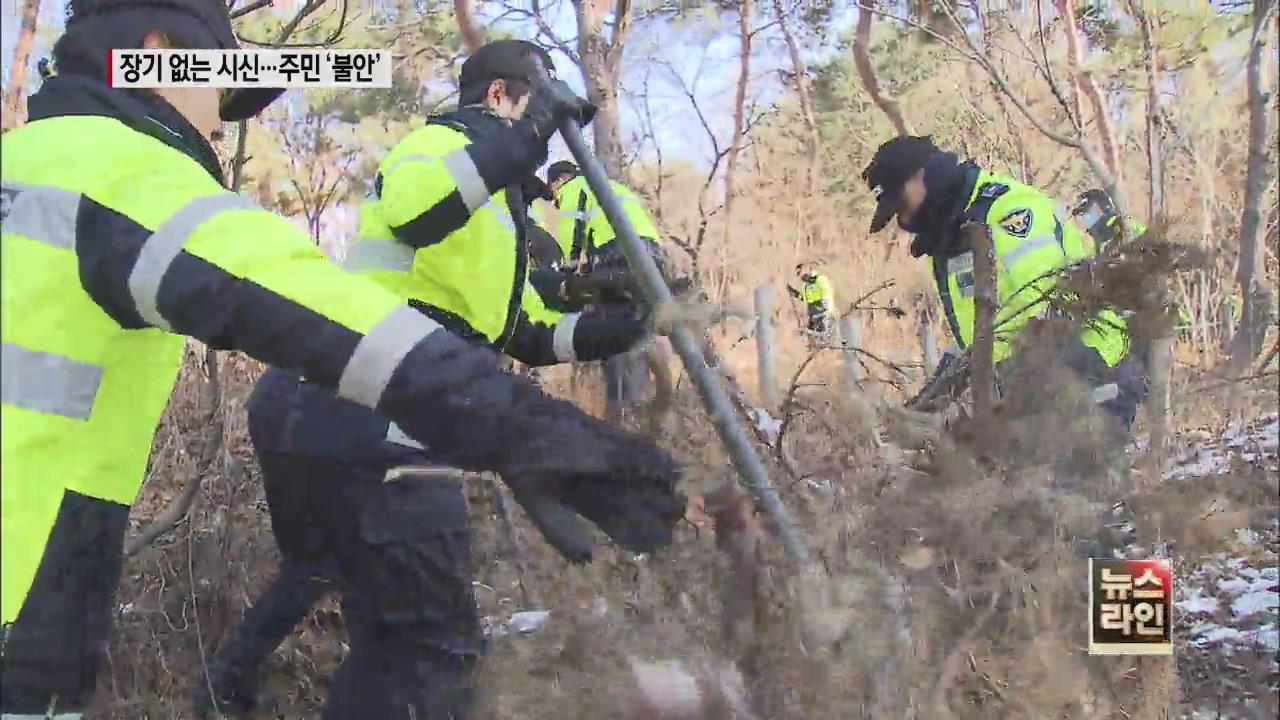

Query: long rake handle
[{"left": 541, "top": 79, "right": 809, "bottom": 566}]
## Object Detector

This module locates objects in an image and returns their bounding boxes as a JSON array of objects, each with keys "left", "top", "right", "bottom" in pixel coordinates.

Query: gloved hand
[
  {"left": 382, "top": 338, "right": 684, "bottom": 562},
  {"left": 497, "top": 421, "right": 684, "bottom": 563},
  {"left": 520, "top": 174, "right": 555, "bottom": 205},
  {"left": 522, "top": 77, "right": 597, "bottom": 141}
]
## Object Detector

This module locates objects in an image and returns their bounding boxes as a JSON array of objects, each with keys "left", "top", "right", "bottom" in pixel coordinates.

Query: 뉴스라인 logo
[{"left": 1088, "top": 558, "right": 1174, "bottom": 655}]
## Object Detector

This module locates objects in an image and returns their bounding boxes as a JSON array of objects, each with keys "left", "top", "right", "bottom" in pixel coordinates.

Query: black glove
[
  {"left": 522, "top": 77, "right": 597, "bottom": 141},
  {"left": 497, "top": 416, "right": 684, "bottom": 563},
  {"left": 520, "top": 174, "right": 555, "bottom": 205},
  {"left": 377, "top": 332, "right": 683, "bottom": 563}
]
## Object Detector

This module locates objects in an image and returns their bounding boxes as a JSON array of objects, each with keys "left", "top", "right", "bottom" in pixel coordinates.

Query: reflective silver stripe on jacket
[
  {"left": 129, "top": 193, "right": 256, "bottom": 331},
  {"left": 337, "top": 305, "right": 441, "bottom": 409},
  {"left": 381, "top": 150, "right": 489, "bottom": 214},
  {"left": 385, "top": 421, "right": 425, "bottom": 450},
  {"left": 442, "top": 149, "right": 488, "bottom": 213},
  {"left": 382, "top": 153, "right": 435, "bottom": 179},
  {"left": 552, "top": 312, "right": 580, "bottom": 363},
  {"left": 481, "top": 197, "right": 517, "bottom": 237},
  {"left": 1, "top": 343, "right": 104, "bottom": 420},
  {"left": 1, "top": 182, "right": 80, "bottom": 251},
  {"left": 343, "top": 238, "right": 416, "bottom": 273},
  {"left": 1000, "top": 234, "right": 1061, "bottom": 269},
  {"left": 2, "top": 713, "right": 85, "bottom": 719}
]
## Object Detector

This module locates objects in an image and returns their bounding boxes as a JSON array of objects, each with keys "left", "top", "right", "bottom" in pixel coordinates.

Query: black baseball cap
[
  {"left": 66, "top": 0, "right": 284, "bottom": 121},
  {"left": 861, "top": 135, "right": 939, "bottom": 233},
  {"left": 546, "top": 160, "right": 580, "bottom": 185},
  {"left": 459, "top": 39, "right": 555, "bottom": 105}
]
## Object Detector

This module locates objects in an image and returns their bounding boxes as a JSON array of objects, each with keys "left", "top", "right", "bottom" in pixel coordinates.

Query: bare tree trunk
[
  {"left": 3, "top": 0, "right": 42, "bottom": 129},
  {"left": 853, "top": 0, "right": 915, "bottom": 136},
  {"left": 1133, "top": 1, "right": 1164, "bottom": 221},
  {"left": 574, "top": 0, "right": 631, "bottom": 174},
  {"left": 968, "top": 223, "right": 997, "bottom": 429},
  {"left": 723, "top": 0, "right": 752, "bottom": 223},
  {"left": 774, "top": 0, "right": 819, "bottom": 159},
  {"left": 1230, "top": 0, "right": 1278, "bottom": 371},
  {"left": 454, "top": 0, "right": 485, "bottom": 52},
  {"left": 1056, "top": 0, "right": 1122, "bottom": 185}
]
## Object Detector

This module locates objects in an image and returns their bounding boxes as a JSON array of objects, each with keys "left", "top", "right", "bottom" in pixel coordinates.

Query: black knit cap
[
  {"left": 861, "top": 135, "right": 939, "bottom": 233},
  {"left": 459, "top": 39, "right": 555, "bottom": 106},
  {"left": 546, "top": 160, "right": 579, "bottom": 185},
  {"left": 66, "top": 0, "right": 283, "bottom": 121}
]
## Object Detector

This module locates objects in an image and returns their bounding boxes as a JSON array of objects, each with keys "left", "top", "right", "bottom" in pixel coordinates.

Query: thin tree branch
[
  {"left": 229, "top": 0, "right": 271, "bottom": 20},
  {"left": 852, "top": 0, "right": 915, "bottom": 136}
]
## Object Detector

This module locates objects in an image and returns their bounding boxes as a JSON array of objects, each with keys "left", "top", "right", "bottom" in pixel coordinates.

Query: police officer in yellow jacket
[
  {"left": 199, "top": 40, "right": 663, "bottom": 719},
  {"left": 546, "top": 160, "right": 666, "bottom": 274},
  {"left": 862, "top": 136, "right": 1144, "bottom": 430},
  {"left": 541, "top": 161, "right": 670, "bottom": 417},
  {"left": 0, "top": 5, "right": 683, "bottom": 718}
]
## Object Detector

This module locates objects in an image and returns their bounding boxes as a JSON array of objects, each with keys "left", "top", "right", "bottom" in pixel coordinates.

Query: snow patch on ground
[
  {"left": 1166, "top": 414, "right": 1279, "bottom": 718},
  {"left": 1166, "top": 414, "right": 1279, "bottom": 481}
]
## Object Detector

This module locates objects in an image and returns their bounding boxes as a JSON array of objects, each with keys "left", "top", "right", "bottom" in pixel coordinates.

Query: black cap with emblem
[
  {"left": 458, "top": 39, "right": 556, "bottom": 106},
  {"left": 545, "top": 160, "right": 580, "bottom": 186},
  {"left": 860, "top": 135, "right": 939, "bottom": 233},
  {"left": 62, "top": 0, "right": 284, "bottom": 121}
]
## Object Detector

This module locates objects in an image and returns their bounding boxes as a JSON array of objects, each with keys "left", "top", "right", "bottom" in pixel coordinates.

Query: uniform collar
[
  {"left": 27, "top": 75, "right": 226, "bottom": 186},
  {"left": 908, "top": 162, "right": 981, "bottom": 258},
  {"left": 428, "top": 104, "right": 513, "bottom": 135}
]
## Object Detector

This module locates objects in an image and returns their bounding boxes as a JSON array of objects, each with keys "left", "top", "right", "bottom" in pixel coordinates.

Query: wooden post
[
  {"left": 1145, "top": 335, "right": 1174, "bottom": 478},
  {"left": 919, "top": 308, "right": 939, "bottom": 375},
  {"left": 754, "top": 285, "right": 780, "bottom": 409},
  {"left": 967, "top": 221, "right": 997, "bottom": 427},
  {"left": 839, "top": 316, "right": 863, "bottom": 387}
]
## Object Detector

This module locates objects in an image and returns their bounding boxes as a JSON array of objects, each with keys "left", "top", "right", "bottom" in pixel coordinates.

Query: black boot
[{"left": 194, "top": 565, "right": 331, "bottom": 718}]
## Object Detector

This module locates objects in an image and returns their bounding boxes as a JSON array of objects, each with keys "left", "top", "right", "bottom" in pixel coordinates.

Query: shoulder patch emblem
[{"left": 998, "top": 208, "right": 1033, "bottom": 238}]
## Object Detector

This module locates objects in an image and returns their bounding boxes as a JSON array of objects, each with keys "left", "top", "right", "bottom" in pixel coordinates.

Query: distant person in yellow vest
[{"left": 798, "top": 264, "right": 835, "bottom": 338}]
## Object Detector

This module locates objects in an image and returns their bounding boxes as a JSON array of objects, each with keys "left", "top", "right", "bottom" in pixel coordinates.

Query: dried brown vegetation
[{"left": 59, "top": 1, "right": 1279, "bottom": 717}]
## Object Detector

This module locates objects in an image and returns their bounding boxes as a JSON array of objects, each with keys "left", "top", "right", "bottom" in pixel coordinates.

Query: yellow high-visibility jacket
[
  {"left": 929, "top": 168, "right": 1129, "bottom": 367},
  {"left": 0, "top": 79, "right": 578, "bottom": 634},
  {"left": 553, "top": 174, "right": 660, "bottom": 268},
  {"left": 349, "top": 107, "right": 645, "bottom": 365}
]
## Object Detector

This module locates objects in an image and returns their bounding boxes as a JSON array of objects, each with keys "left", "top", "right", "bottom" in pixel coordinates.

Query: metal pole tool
[{"left": 531, "top": 63, "right": 809, "bottom": 566}]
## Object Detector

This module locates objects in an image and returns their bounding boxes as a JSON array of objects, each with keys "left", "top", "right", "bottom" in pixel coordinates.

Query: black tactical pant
[
  {"left": 806, "top": 304, "right": 831, "bottom": 337},
  {"left": 201, "top": 369, "right": 483, "bottom": 720},
  {"left": 0, "top": 492, "right": 129, "bottom": 718}
]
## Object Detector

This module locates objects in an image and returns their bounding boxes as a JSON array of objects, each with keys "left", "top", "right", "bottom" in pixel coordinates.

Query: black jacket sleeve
[
  {"left": 72, "top": 187, "right": 631, "bottom": 477},
  {"left": 379, "top": 121, "right": 547, "bottom": 249}
]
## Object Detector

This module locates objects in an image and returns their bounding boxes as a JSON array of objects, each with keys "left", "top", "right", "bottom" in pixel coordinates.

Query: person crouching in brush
[{"left": 861, "top": 135, "right": 1146, "bottom": 438}]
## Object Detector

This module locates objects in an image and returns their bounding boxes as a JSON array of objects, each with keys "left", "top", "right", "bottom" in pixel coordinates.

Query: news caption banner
[
  {"left": 1088, "top": 558, "right": 1175, "bottom": 656},
  {"left": 109, "top": 49, "right": 393, "bottom": 89}
]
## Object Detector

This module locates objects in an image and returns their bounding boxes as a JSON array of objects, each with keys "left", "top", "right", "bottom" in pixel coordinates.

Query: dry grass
[{"left": 90, "top": 305, "right": 1278, "bottom": 719}]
